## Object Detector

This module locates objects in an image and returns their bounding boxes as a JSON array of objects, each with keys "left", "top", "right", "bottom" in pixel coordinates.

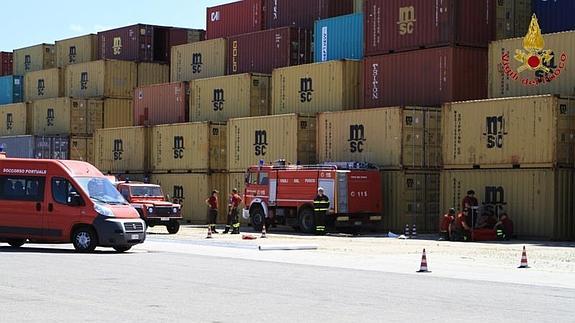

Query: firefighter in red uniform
[
  {"left": 224, "top": 188, "right": 242, "bottom": 234},
  {"left": 205, "top": 190, "right": 219, "bottom": 234},
  {"left": 461, "top": 190, "right": 478, "bottom": 228},
  {"left": 439, "top": 208, "right": 456, "bottom": 241}
]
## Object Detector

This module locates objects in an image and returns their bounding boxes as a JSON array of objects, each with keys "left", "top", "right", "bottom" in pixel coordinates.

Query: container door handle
[
  {"left": 48, "top": 203, "right": 53, "bottom": 212},
  {"left": 36, "top": 203, "right": 41, "bottom": 212}
]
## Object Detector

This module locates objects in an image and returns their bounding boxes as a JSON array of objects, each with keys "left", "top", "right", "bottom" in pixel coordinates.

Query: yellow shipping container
[
  {"left": 170, "top": 38, "right": 227, "bottom": 82},
  {"left": 317, "top": 107, "right": 441, "bottom": 169},
  {"left": 190, "top": 73, "right": 270, "bottom": 122},
  {"left": 13, "top": 43, "right": 56, "bottom": 75},
  {"left": 69, "top": 136, "right": 94, "bottom": 164},
  {"left": 443, "top": 95, "right": 575, "bottom": 168},
  {"left": 55, "top": 34, "right": 98, "bottom": 67},
  {"left": 272, "top": 60, "right": 360, "bottom": 115},
  {"left": 381, "top": 170, "right": 440, "bottom": 234},
  {"left": 151, "top": 173, "right": 229, "bottom": 224},
  {"left": 227, "top": 114, "right": 316, "bottom": 172},
  {"left": 489, "top": 29, "right": 575, "bottom": 98},
  {"left": 31, "top": 98, "right": 103, "bottom": 135},
  {"left": 24, "top": 68, "right": 65, "bottom": 101},
  {"left": 441, "top": 168, "right": 575, "bottom": 240},
  {"left": 151, "top": 122, "right": 226, "bottom": 172},
  {"left": 0, "top": 103, "right": 27, "bottom": 136},
  {"left": 137, "top": 62, "right": 169, "bottom": 87},
  {"left": 94, "top": 126, "right": 150, "bottom": 173},
  {"left": 103, "top": 98, "right": 133, "bottom": 128},
  {"left": 65, "top": 60, "right": 137, "bottom": 98}
]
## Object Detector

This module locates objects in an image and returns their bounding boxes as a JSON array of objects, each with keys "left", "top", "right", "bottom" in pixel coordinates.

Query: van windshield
[{"left": 75, "top": 177, "right": 128, "bottom": 205}]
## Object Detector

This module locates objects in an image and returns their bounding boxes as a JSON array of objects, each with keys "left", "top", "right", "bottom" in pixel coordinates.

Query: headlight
[
  {"left": 148, "top": 207, "right": 154, "bottom": 214},
  {"left": 172, "top": 207, "right": 179, "bottom": 214},
  {"left": 94, "top": 204, "right": 115, "bottom": 217}
]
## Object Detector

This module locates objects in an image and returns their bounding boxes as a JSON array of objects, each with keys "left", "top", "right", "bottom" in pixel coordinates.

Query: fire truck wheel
[
  {"left": 7, "top": 239, "right": 25, "bottom": 248},
  {"left": 298, "top": 208, "right": 315, "bottom": 234},
  {"left": 166, "top": 221, "right": 180, "bottom": 234},
  {"left": 250, "top": 207, "right": 265, "bottom": 231}
]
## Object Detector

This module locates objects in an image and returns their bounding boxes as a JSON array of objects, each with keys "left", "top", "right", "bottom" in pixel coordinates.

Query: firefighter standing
[
  {"left": 205, "top": 190, "right": 219, "bottom": 234},
  {"left": 224, "top": 188, "right": 242, "bottom": 234},
  {"left": 313, "top": 187, "right": 329, "bottom": 234}
]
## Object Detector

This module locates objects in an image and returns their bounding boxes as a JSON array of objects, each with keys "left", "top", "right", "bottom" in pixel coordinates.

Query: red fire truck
[{"left": 242, "top": 161, "right": 383, "bottom": 233}]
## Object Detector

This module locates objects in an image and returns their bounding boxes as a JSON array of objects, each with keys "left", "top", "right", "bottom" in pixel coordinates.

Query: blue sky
[{"left": 0, "top": 0, "right": 230, "bottom": 51}]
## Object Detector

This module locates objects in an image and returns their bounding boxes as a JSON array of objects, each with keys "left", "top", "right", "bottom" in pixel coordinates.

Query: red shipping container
[
  {"left": 364, "top": 47, "right": 487, "bottom": 107},
  {"left": 227, "top": 27, "right": 312, "bottom": 75},
  {"left": 364, "top": 0, "right": 495, "bottom": 56},
  {"left": 133, "top": 82, "right": 189, "bottom": 126},
  {"left": 98, "top": 24, "right": 171, "bottom": 62},
  {"left": 0, "top": 52, "right": 13, "bottom": 76},
  {"left": 206, "top": 0, "right": 265, "bottom": 39},
  {"left": 264, "top": 0, "right": 354, "bottom": 29}
]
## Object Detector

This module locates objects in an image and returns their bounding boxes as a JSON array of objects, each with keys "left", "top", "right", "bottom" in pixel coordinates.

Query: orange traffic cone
[
  {"left": 518, "top": 246, "right": 529, "bottom": 268},
  {"left": 261, "top": 224, "right": 267, "bottom": 239},
  {"left": 206, "top": 226, "right": 213, "bottom": 239},
  {"left": 417, "top": 248, "right": 431, "bottom": 273}
]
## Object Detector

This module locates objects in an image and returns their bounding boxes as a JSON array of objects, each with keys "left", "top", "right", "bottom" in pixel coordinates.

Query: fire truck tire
[
  {"left": 166, "top": 221, "right": 180, "bottom": 234},
  {"left": 298, "top": 207, "right": 315, "bottom": 234},
  {"left": 7, "top": 239, "right": 25, "bottom": 248},
  {"left": 250, "top": 206, "right": 265, "bottom": 231}
]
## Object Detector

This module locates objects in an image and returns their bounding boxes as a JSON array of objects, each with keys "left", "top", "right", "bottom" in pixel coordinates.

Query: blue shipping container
[
  {"left": 533, "top": 0, "right": 575, "bottom": 34},
  {"left": 0, "top": 75, "right": 24, "bottom": 105},
  {"left": 314, "top": 13, "right": 363, "bottom": 62}
]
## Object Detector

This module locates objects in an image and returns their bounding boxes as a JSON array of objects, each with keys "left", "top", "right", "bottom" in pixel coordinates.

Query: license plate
[
  {"left": 131, "top": 234, "right": 140, "bottom": 240},
  {"left": 354, "top": 221, "right": 362, "bottom": 226},
  {"left": 160, "top": 217, "right": 170, "bottom": 221}
]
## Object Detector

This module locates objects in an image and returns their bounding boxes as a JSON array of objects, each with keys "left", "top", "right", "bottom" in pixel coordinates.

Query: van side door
[
  {"left": 0, "top": 175, "right": 46, "bottom": 240},
  {"left": 45, "top": 177, "right": 87, "bottom": 242}
]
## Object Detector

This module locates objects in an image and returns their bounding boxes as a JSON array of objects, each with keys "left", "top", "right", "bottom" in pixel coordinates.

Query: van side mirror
[{"left": 68, "top": 193, "right": 84, "bottom": 207}]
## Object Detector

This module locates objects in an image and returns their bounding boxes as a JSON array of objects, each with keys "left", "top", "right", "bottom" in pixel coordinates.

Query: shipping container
[
  {"left": 98, "top": 24, "right": 171, "bottom": 62},
  {"left": 265, "top": 0, "right": 354, "bottom": 30},
  {"left": 318, "top": 107, "right": 441, "bottom": 169},
  {"left": 0, "top": 52, "right": 13, "bottom": 76},
  {"left": 0, "top": 135, "right": 35, "bottom": 158},
  {"left": 364, "top": 0, "right": 495, "bottom": 55},
  {"left": 0, "top": 75, "right": 24, "bottom": 105},
  {"left": 65, "top": 60, "right": 137, "bottom": 99},
  {"left": 272, "top": 60, "right": 360, "bottom": 115},
  {"left": 94, "top": 126, "right": 151, "bottom": 173},
  {"left": 0, "top": 135, "right": 69, "bottom": 159},
  {"left": 441, "top": 168, "right": 575, "bottom": 240},
  {"left": 151, "top": 173, "right": 229, "bottom": 224},
  {"left": 168, "top": 28, "right": 205, "bottom": 49},
  {"left": 31, "top": 98, "right": 103, "bottom": 135},
  {"left": 69, "top": 135, "right": 94, "bottom": 164},
  {"left": 0, "top": 103, "right": 27, "bottom": 136},
  {"left": 13, "top": 44, "right": 55, "bottom": 75},
  {"left": 137, "top": 62, "right": 169, "bottom": 87},
  {"left": 227, "top": 27, "right": 312, "bottom": 75},
  {"left": 170, "top": 38, "right": 227, "bottom": 82},
  {"left": 103, "top": 98, "right": 133, "bottom": 128},
  {"left": 488, "top": 29, "right": 575, "bottom": 98},
  {"left": 190, "top": 73, "right": 270, "bottom": 122},
  {"left": 443, "top": 95, "right": 575, "bottom": 168},
  {"left": 495, "top": 0, "right": 532, "bottom": 40},
  {"left": 24, "top": 68, "right": 64, "bottom": 101},
  {"left": 133, "top": 82, "right": 189, "bottom": 126},
  {"left": 55, "top": 34, "right": 98, "bottom": 67},
  {"left": 150, "top": 122, "right": 226, "bottom": 172},
  {"left": 354, "top": 0, "right": 364, "bottom": 13},
  {"left": 364, "top": 47, "right": 488, "bottom": 107},
  {"left": 533, "top": 0, "right": 575, "bottom": 34},
  {"left": 314, "top": 13, "right": 364, "bottom": 62},
  {"left": 206, "top": 0, "right": 264, "bottom": 39},
  {"left": 227, "top": 114, "right": 316, "bottom": 172},
  {"left": 381, "top": 170, "right": 440, "bottom": 234}
]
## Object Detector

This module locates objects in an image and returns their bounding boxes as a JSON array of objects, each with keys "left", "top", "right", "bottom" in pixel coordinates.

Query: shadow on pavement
[{"left": 0, "top": 246, "right": 128, "bottom": 254}]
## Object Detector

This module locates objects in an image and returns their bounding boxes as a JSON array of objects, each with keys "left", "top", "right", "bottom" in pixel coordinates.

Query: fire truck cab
[{"left": 243, "top": 161, "right": 383, "bottom": 233}]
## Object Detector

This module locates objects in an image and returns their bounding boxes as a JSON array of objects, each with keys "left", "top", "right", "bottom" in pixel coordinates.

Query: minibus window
[
  {"left": 0, "top": 176, "right": 45, "bottom": 202},
  {"left": 52, "top": 178, "right": 81, "bottom": 205}
]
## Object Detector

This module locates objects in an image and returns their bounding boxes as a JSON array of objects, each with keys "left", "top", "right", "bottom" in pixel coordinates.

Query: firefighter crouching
[
  {"left": 223, "top": 188, "right": 242, "bottom": 234},
  {"left": 313, "top": 187, "right": 329, "bottom": 235}
]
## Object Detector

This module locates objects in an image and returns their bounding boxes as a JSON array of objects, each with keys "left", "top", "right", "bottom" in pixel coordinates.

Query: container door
[
  {"left": 336, "top": 171, "right": 348, "bottom": 213},
  {"left": 0, "top": 175, "right": 46, "bottom": 240}
]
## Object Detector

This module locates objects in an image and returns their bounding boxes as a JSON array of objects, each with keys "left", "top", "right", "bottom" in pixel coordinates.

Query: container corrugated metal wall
[
  {"left": 0, "top": 103, "right": 27, "bottom": 136},
  {"left": 441, "top": 168, "right": 575, "bottom": 240},
  {"left": 13, "top": 44, "right": 55, "bottom": 75},
  {"left": 272, "top": 60, "right": 360, "bottom": 115},
  {"left": 189, "top": 73, "right": 270, "bottom": 122},
  {"left": 94, "top": 126, "right": 150, "bottom": 173},
  {"left": 31, "top": 98, "right": 103, "bottom": 136},
  {"left": 443, "top": 95, "right": 575, "bottom": 168},
  {"left": 24, "top": 68, "right": 64, "bottom": 101},
  {"left": 0, "top": 52, "right": 13, "bottom": 76},
  {"left": 318, "top": 107, "right": 442, "bottom": 169},
  {"left": 150, "top": 122, "right": 226, "bottom": 172},
  {"left": 65, "top": 60, "right": 137, "bottom": 99},
  {"left": 0, "top": 135, "right": 69, "bottom": 159},
  {"left": 0, "top": 135, "right": 35, "bottom": 158},
  {"left": 314, "top": 13, "right": 364, "bottom": 62},
  {"left": 206, "top": 0, "right": 264, "bottom": 39},
  {"left": 170, "top": 38, "right": 227, "bottom": 82},
  {"left": 264, "top": 0, "right": 354, "bottom": 30},
  {"left": 495, "top": 0, "right": 532, "bottom": 40},
  {"left": 364, "top": 47, "right": 488, "bottom": 107},
  {"left": 103, "top": 98, "right": 133, "bottom": 128},
  {"left": 533, "top": 0, "right": 575, "bottom": 34},
  {"left": 227, "top": 114, "right": 316, "bottom": 172},
  {"left": 381, "top": 170, "right": 440, "bottom": 234},
  {"left": 137, "top": 63, "right": 169, "bottom": 87},
  {"left": 488, "top": 30, "right": 575, "bottom": 98},
  {"left": 0, "top": 75, "right": 24, "bottom": 105},
  {"left": 133, "top": 82, "right": 189, "bottom": 126},
  {"left": 98, "top": 24, "right": 172, "bottom": 62},
  {"left": 55, "top": 34, "right": 98, "bottom": 67},
  {"left": 70, "top": 136, "right": 94, "bottom": 164}
]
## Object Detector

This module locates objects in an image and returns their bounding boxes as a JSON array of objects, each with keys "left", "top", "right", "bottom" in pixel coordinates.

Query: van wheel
[
  {"left": 7, "top": 239, "right": 25, "bottom": 248},
  {"left": 113, "top": 246, "right": 132, "bottom": 253},
  {"left": 251, "top": 207, "right": 265, "bottom": 231},
  {"left": 298, "top": 208, "right": 315, "bottom": 234},
  {"left": 166, "top": 221, "right": 180, "bottom": 234},
  {"left": 72, "top": 227, "right": 97, "bottom": 253}
]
